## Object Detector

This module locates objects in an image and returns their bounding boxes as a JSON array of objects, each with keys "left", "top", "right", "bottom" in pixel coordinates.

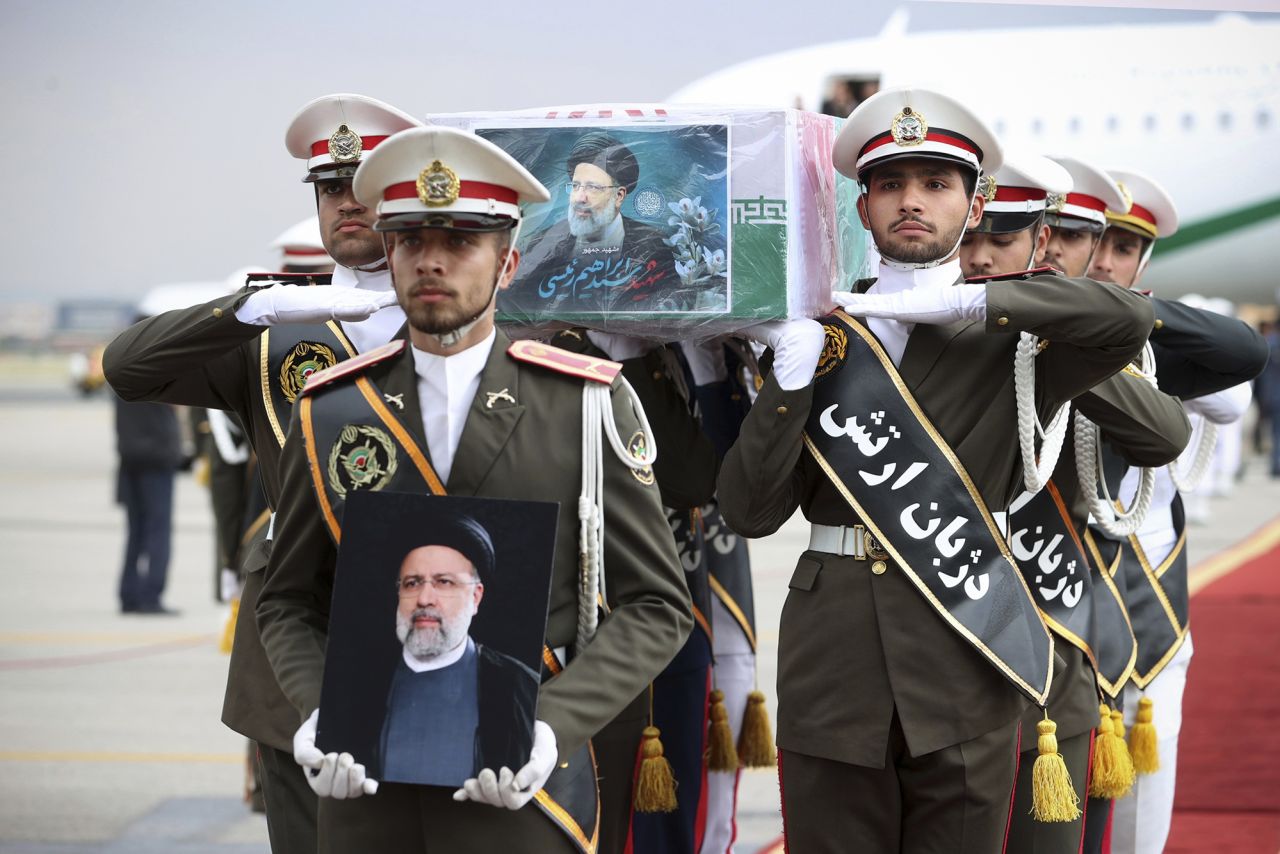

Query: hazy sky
[{"left": 0, "top": 0, "right": 1251, "bottom": 304}]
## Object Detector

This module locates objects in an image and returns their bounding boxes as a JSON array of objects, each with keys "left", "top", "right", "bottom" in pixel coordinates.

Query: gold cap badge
[
  {"left": 891, "top": 106, "right": 928, "bottom": 147},
  {"left": 979, "top": 175, "right": 998, "bottom": 203},
  {"left": 1116, "top": 181, "right": 1134, "bottom": 213},
  {"left": 417, "top": 160, "right": 461, "bottom": 207},
  {"left": 328, "top": 124, "right": 363, "bottom": 163},
  {"left": 1046, "top": 192, "right": 1067, "bottom": 213}
]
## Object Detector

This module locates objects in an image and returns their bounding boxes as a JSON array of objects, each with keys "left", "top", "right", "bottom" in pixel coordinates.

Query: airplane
[{"left": 667, "top": 9, "right": 1280, "bottom": 305}]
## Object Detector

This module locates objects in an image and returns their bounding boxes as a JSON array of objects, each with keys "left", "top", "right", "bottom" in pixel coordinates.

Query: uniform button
[
  {"left": 776, "top": 405, "right": 788, "bottom": 415},
  {"left": 1154, "top": 319, "right": 1164, "bottom": 330},
  {"left": 871, "top": 560, "right": 887, "bottom": 575},
  {"left": 212, "top": 307, "right": 224, "bottom": 318},
  {"left": 996, "top": 316, "right": 1009, "bottom": 326},
  {"left": 652, "top": 371, "right": 663, "bottom": 380}
]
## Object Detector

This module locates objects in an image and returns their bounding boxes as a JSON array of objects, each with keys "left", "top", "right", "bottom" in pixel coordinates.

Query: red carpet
[{"left": 1167, "top": 516, "right": 1280, "bottom": 854}]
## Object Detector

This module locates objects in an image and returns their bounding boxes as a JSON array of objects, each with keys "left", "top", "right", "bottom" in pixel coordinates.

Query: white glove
[
  {"left": 293, "top": 709, "right": 379, "bottom": 799},
  {"left": 830, "top": 283, "right": 987, "bottom": 326},
  {"left": 1183, "top": 382, "right": 1252, "bottom": 425},
  {"left": 682, "top": 340, "right": 729, "bottom": 386},
  {"left": 235, "top": 285, "right": 399, "bottom": 327},
  {"left": 585, "top": 330, "right": 654, "bottom": 362},
  {"left": 741, "top": 319, "right": 825, "bottom": 391},
  {"left": 453, "top": 720, "right": 557, "bottom": 810}
]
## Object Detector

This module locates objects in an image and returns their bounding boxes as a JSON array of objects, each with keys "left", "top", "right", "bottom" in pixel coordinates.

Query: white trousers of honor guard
[
  {"left": 1110, "top": 632, "right": 1194, "bottom": 854},
  {"left": 700, "top": 596, "right": 755, "bottom": 854}
]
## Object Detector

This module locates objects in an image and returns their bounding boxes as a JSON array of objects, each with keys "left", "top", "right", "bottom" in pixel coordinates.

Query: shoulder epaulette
[
  {"left": 964, "top": 265, "right": 1059, "bottom": 284},
  {"left": 245, "top": 271, "right": 334, "bottom": 289},
  {"left": 301, "top": 340, "right": 406, "bottom": 395},
  {"left": 507, "top": 339, "right": 621, "bottom": 385}
]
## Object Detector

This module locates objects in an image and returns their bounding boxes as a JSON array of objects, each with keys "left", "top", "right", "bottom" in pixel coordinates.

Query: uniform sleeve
[
  {"left": 1073, "top": 370, "right": 1192, "bottom": 468},
  {"left": 536, "top": 381, "right": 694, "bottom": 757},
  {"left": 255, "top": 402, "right": 337, "bottom": 721},
  {"left": 1149, "top": 298, "right": 1270, "bottom": 400},
  {"left": 985, "top": 275, "right": 1153, "bottom": 410},
  {"left": 716, "top": 372, "right": 812, "bottom": 538},
  {"left": 620, "top": 347, "right": 717, "bottom": 510},
  {"left": 102, "top": 292, "right": 259, "bottom": 410}
]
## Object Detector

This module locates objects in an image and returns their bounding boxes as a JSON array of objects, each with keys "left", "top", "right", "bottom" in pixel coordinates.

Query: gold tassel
[
  {"left": 1031, "top": 717, "right": 1082, "bottom": 822},
  {"left": 736, "top": 690, "right": 777, "bottom": 768},
  {"left": 634, "top": 726, "right": 678, "bottom": 813},
  {"left": 1128, "top": 697, "right": 1160, "bottom": 775},
  {"left": 218, "top": 597, "right": 239, "bottom": 655},
  {"left": 1088, "top": 704, "right": 1134, "bottom": 799},
  {"left": 706, "top": 689, "right": 739, "bottom": 772}
]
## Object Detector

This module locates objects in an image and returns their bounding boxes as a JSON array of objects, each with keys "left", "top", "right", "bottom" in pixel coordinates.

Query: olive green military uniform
[
  {"left": 1006, "top": 367, "right": 1190, "bottom": 853},
  {"left": 257, "top": 328, "right": 694, "bottom": 853},
  {"left": 718, "top": 273, "right": 1153, "bottom": 853},
  {"left": 103, "top": 286, "right": 334, "bottom": 853}
]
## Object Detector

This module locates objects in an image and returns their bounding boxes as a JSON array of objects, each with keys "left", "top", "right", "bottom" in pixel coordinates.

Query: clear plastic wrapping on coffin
[{"left": 430, "top": 104, "right": 872, "bottom": 341}]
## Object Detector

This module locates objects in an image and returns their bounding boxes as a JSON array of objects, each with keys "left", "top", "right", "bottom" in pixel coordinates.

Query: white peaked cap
[
  {"left": 285, "top": 93, "right": 421, "bottom": 179},
  {"left": 269, "top": 216, "right": 332, "bottom": 268},
  {"left": 984, "top": 152, "right": 1073, "bottom": 214},
  {"left": 834, "top": 86, "right": 1003, "bottom": 180},
  {"left": 1044, "top": 155, "right": 1130, "bottom": 228},
  {"left": 352, "top": 126, "right": 550, "bottom": 226},
  {"left": 1105, "top": 169, "right": 1179, "bottom": 239}
]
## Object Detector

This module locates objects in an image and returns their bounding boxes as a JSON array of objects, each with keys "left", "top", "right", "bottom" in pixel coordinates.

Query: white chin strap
[
  {"left": 352, "top": 257, "right": 389, "bottom": 273},
  {"left": 866, "top": 170, "right": 983, "bottom": 271},
  {"left": 429, "top": 220, "right": 524, "bottom": 349}
]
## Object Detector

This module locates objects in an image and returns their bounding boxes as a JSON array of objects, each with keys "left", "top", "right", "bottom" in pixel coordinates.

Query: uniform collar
[
  {"left": 410, "top": 328, "right": 497, "bottom": 381},
  {"left": 331, "top": 261, "right": 393, "bottom": 292},
  {"left": 871, "top": 258, "right": 962, "bottom": 295}
]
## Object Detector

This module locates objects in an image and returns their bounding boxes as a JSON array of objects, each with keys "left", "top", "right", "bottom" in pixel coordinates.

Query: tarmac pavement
[{"left": 2, "top": 360, "right": 1275, "bottom": 853}]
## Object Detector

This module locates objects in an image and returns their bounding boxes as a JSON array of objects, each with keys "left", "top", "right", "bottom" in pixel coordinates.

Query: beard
[
  {"left": 396, "top": 607, "right": 467, "bottom": 660},
  {"left": 567, "top": 203, "right": 617, "bottom": 241},
  {"left": 400, "top": 274, "right": 497, "bottom": 336},
  {"left": 876, "top": 215, "right": 967, "bottom": 265},
  {"left": 323, "top": 221, "right": 385, "bottom": 269}
]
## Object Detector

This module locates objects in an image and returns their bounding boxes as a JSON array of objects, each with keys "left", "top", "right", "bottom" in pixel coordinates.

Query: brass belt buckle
[{"left": 864, "top": 530, "right": 890, "bottom": 575}]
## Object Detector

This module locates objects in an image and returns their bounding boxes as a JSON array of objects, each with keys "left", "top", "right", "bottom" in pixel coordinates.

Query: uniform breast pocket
[{"left": 788, "top": 554, "right": 823, "bottom": 592}]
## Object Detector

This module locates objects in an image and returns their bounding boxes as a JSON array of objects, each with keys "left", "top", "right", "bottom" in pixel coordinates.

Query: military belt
[{"left": 808, "top": 523, "right": 890, "bottom": 561}]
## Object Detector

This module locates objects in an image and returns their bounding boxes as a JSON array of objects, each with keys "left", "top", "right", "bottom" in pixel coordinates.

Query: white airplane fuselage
[{"left": 669, "top": 13, "right": 1280, "bottom": 304}]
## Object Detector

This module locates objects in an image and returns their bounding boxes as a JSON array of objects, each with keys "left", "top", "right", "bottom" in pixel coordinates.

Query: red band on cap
[
  {"left": 309, "top": 135, "right": 390, "bottom": 159},
  {"left": 383, "top": 180, "right": 519, "bottom": 205},
  {"left": 859, "top": 128, "right": 981, "bottom": 161},
  {"left": 1128, "top": 202, "right": 1157, "bottom": 227},
  {"left": 993, "top": 186, "right": 1047, "bottom": 203},
  {"left": 1064, "top": 193, "right": 1107, "bottom": 213}
]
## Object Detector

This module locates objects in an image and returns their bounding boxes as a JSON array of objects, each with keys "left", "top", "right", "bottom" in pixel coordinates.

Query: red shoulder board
[
  {"left": 507, "top": 340, "right": 621, "bottom": 385},
  {"left": 301, "top": 340, "right": 407, "bottom": 396},
  {"left": 964, "top": 265, "right": 1059, "bottom": 284}
]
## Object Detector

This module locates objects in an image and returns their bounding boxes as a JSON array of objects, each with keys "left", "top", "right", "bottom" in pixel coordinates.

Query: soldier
[
  {"left": 271, "top": 216, "right": 336, "bottom": 274},
  {"left": 1083, "top": 171, "right": 1266, "bottom": 854},
  {"left": 717, "top": 87, "right": 1155, "bottom": 853},
  {"left": 1041, "top": 155, "right": 1125, "bottom": 279},
  {"left": 960, "top": 154, "right": 1192, "bottom": 853},
  {"left": 255, "top": 125, "right": 693, "bottom": 852},
  {"left": 102, "top": 93, "right": 420, "bottom": 853}
]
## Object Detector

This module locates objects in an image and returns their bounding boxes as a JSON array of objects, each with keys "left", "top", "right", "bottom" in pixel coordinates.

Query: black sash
[
  {"left": 301, "top": 374, "right": 599, "bottom": 852},
  {"left": 261, "top": 320, "right": 357, "bottom": 448},
  {"left": 1007, "top": 482, "right": 1097, "bottom": 667},
  {"left": 803, "top": 311, "right": 1052, "bottom": 705},
  {"left": 667, "top": 508, "right": 714, "bottom": 642},
  {"left": 1109, "top": 496, "right": 1189, "bottom": 688},
  {"left": 1081, "top": 530, "right": 1138, "bottom": 698},
  {"left": 702, "top": 501, "right": 757, "bottom": 650}
]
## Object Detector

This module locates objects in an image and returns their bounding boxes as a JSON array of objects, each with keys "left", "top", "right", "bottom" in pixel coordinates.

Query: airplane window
[
  {"left": 1258, "top": 109, "right": 1272, "bottom": 129},
  {"left": 1031, "top": 118, "right": 1043, "bottom": 135},
  {"left": 1106, "top": 115, "right": 1119, "bottom": 132},
  {"left": 1219, "top": 112, "right": 1232, "bottom": 130},
  {"left": 1144, "top": 115, "right": 1157, "bottom": 132},
  {"left": 1068, "top": 117, "right": 1081, "bottom": 134},
  {"left": 994, "top": 120, "right": 1006, "bottom": 135},
  {"left": 1181, "top": 113, "right": 1195, "bottom": 131}
]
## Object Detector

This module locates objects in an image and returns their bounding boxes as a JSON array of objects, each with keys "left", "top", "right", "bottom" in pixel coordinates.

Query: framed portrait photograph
[{"left": 316, "top": 491, "right": 558, "bottom": 788}]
